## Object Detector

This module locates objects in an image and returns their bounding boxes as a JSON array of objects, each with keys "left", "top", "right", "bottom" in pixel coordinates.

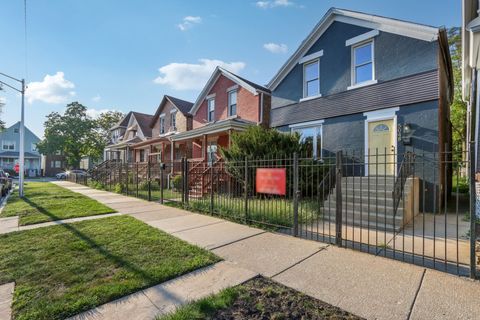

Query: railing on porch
[{"left": 392, "top": 151, "right": 415, "bottom": 216}]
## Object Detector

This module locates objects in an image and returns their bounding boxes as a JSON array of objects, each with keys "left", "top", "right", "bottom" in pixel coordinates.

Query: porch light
[{"left": 401, "top": 123, "right": 413, "bottom": 145}]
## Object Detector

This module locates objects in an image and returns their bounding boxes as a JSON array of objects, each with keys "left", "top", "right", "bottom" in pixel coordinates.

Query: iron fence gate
[{"left": 75, "top": 147, "right": 479, "bottom": 278}]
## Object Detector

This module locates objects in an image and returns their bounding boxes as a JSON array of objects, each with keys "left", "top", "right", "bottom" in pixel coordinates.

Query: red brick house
[
  {"left": 131, "top": 95, "right": 193, "bottom": 163},
  {"left": 171, "top": 67, "right": 271, "bottom": 163}
]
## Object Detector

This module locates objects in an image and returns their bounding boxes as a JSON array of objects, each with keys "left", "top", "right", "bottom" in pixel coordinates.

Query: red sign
[
  {"left": 256, "top": 168, "right": 286, "bottom": 196},
  {"left": 14, "top": 164, "right": 19, "bottom": 173}
]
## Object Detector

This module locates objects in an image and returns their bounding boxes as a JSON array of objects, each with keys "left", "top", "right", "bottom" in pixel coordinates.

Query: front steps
[{"left": 322, "top": 176, "right": 415, "bottom": 232}]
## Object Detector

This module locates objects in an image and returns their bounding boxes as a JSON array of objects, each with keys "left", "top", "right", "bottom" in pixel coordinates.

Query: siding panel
[{"left": 270, "top": 70, "right": 439, "bottom": 127}]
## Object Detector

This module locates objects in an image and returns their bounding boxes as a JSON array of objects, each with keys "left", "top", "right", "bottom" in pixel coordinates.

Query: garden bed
[
  {"left": 160, "top": 276, "right": 363, "bottom": 320},
  {"left": 1, "top": 182, "right": 116, "bottom": 225},
  {"left": 0, "top": 215, "right": 219, "bottom": 320}
]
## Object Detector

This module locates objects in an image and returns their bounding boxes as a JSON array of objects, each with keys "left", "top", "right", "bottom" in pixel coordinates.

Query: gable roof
[
  {"left": 131, "top": 112, "right": 154, "bottom": 138},
  {"left": 1, "top": 121, "right": 41, "bottom": 142},
  {"left": 190, "top": 66, "right": 271, "bottom": 115},
  {"left": 267, "top": 7, "right": 441, "bottom": 91},
  {"left": 149, "top": 95, "right": 194, "bottom": 127},
  {"left": 111, "top": 111, "right": 133, "bottom": 130}
]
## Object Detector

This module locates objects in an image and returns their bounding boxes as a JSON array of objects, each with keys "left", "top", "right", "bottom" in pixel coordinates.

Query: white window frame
[
  {"left": 207, "top": 98, "right": 215, "bottom": 122},
  {"left": 31, "top": 143, "right": 37, "bottom": 152},
  {"left": 170, "top": 111, "right": 177, "bottom": 130},
  {"left": 160, "top": 115, "right": 166, "bottom": 134},
  {"left": 302, "top": 59, "right": 321, "bottom": 101},
  {"left": 2, "top": 141, "right": 15, "bottom": 151},
  {"left": 349, "top": 39, "right": 377, "bottom": 90},
  {"left": 228, "top": 90, "right": 237, "bottom": 117},
  {"left": 289, "top": 120, "right": 324, "bottom": 160}
]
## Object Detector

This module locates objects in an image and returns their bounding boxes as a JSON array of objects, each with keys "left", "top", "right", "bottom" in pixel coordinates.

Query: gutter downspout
[{"left": 259, "top": 92, "right": 264, "bottom": 126}]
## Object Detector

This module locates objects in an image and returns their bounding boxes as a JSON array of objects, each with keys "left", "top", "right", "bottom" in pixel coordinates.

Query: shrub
[
  {"left": 172, "top": 175, "right": 183, "bottom": 191},
  {"left": 113, "top": 183, "right": 123, "bottom": 194}
]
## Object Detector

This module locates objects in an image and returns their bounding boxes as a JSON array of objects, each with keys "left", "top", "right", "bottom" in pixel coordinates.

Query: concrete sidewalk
[{"left": 43, "top": 182, "right": 480, "bottom": 319}]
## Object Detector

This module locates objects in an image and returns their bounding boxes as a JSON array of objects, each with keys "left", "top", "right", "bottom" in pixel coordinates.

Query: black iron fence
[{"left": 72, "top": 148, "right": 478, "bottom": 278}]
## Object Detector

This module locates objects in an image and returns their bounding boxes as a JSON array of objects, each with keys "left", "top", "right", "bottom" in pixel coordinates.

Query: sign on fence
[{"left": 256, "top": 168, "right": 286, "bottom": 195}]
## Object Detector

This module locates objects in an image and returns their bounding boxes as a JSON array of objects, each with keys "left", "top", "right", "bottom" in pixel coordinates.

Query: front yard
[
  {"left": 0, "top": 182, "right": 116, "bottom": 225},
  {"left": 0, "top": 215, "right": 219, "bottom": 320}
]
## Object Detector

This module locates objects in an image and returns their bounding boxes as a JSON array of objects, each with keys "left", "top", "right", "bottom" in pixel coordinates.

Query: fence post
[
  {"left": 469, "top": 141, "right": 477, "bottom": 279},
  {"left": 118, "top": 163, "right": 122, "bottom": 193},
  {"left": 147, "top": 160, "right": 152, "bottom": 201},
  {"left": 185, "top": 159, "right": 189, "bottom": 204},
  {"left": 136, "top": 163, "right": 139, "bottom": 198},
  {"left": 181, "top": 158, "right": 185, "bottom": 203},
  {"left": 210, "top": 162, "right": 214, "bottom": 214},
  {"left": 244, "top": 157, "right": 249, "bottom": 223},
  {"left": 335, "top": 151, "right": 343, "bottom": 247},
  {"left": 160, "top": 162, "right": 164, "bottom": 204},
  {"left": 293, "top": 152, "right": 299, "bottom": 237},
  {"left": 125, "top": 162, "right": 129, "bottom": 195}
]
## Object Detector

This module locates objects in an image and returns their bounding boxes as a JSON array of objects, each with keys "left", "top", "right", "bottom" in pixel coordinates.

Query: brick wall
[
  {"left": 152, "top": 100, "right": 190, "bottom": 136},
  {"left": 193, "top": 74, "right": 261, "bottom": 129}
]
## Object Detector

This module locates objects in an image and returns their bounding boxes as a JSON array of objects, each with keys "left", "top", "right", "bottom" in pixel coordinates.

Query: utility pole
[{"left": 0, "top": 72, "right": 26, "bottom": 197}]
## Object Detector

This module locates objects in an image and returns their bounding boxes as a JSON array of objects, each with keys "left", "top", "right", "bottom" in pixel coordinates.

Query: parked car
[
  {"left": 67, "top": 169, "right": 88, "bottom": 177},
  {"left": 0, "top": 170, "right": 10, "bottom": 197},
  {"left": 55, "top": 171, "right": 67, "bottom": 179}
]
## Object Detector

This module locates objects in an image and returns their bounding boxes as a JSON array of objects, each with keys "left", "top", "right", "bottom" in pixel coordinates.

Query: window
[
  {"left": 170, "top": 112, "right": 177, "bottom": 130},
  {"left": 207, "top": 98, "right": 215, "bottom": 122},
  {"left": 14, "top": 128, "right": 19, "bottom": 133},
  {"left": 292, "top": 125, "right": 322, "bottom": 159},
  {"left": 228, "top": 90, "right": 237, "bottom": 117},
  {"left": 55, "top": 161, "right": 62, "bottom": 168},
  {"left": 31, "top": 143, "right": 37, "bottom": 152},
  {"left": 160, "top": 116, "right": 165, "bottom": 134},
  {"left": 2, "top": 141, "right": 15, "bottom": 151},
  {"left": 352, "top": 41, "right": 374, "bottom": 85},
  {"left": 303, "top": 60, "right": 320, "bottom": 98},
  {"left": 139, "top": 149, "right": 145, "bottom": 162}
]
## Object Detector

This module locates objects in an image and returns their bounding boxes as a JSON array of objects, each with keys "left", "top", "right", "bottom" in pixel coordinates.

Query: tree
[
  {"left": 88, "top": 111, "right": 124, "bottom": 161},
  {"left": 37, "top": 102, "right": 96, "bottom": 168},
  {"left": 448, "top": 27, "right": 467, "bottom": 160}
]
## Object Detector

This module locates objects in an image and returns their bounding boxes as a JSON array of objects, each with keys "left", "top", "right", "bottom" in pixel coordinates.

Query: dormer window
[
  {"left": 352, "top": 41, "right": 374, "bottom": 85},
  {"left": 160, "top": 115, "right": 165, "bottom": 134},
  {"left": 207, "top": 98, "right": 215, "bottom": 122},
  {"left": 303, "top": 60, "right": 320, "bottom": 98},
  {"left": 228, "top": 90, "right": 237, "bottom": 117}
]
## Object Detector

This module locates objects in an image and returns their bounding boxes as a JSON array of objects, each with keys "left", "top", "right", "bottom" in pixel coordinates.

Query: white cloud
[
  {"left": 25, "top": 72, "right": 75, "bottom": 104},
  {"left": 177, "top": 16, "right": 202, "bottom": 31},
  {"left": 255, "top": 0, "right": 295, "bottom": 8},
  {"left": 153, "top": 59, "right": 246, "bottom": 91},
  {"left": 92, "top": 95, "right": 101, "bottom": 102},
  {"left": 86, "top": 108, "right": 115, "bottom": 119},
  {"left": 263, "top": 43, "right": 288, "bottom": 53}
]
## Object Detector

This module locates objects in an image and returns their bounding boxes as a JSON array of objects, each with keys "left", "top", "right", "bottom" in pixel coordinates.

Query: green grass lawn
[
  {"left": 0, "top": 215, "right": 220, "bottom": 320},
  {"left": 0, "top": 182, "right": 116, "bottom": 225}
]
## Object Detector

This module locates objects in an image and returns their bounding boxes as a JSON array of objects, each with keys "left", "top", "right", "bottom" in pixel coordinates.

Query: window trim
[
  {"left": 350, "top": 39, "right": 375, "bottom": 88},
  {"left": 228, "top": 90, "right": 237, "bottom": 117},
  {"left": 289, "top": 121, "right": 324, "bottom": 160},
  {"left": 207, "top": 98, "right": 215, "bottom": 122},
  {"left": 302, "top": 59, "right": 321, "bottom": 99},
  {"left": 159, "top": 115, "right": 166, "bottom": 134},
  {"left": 2, "top": 140, "right": 15, "bottom": 151}
]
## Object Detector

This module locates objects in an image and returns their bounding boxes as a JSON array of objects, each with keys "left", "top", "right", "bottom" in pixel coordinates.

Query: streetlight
[{"left": 0, "top": 72, "right": 26, "bottom": 197}]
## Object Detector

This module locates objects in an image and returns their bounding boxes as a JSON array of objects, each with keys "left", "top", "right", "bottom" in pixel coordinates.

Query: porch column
[
  {"left": 203, "top": 134, "right": 208, "bottom": 161},
  {"left": 171, "top": 140, "right": 175, "bottom": 174},
  {"left": 161, "top": 143, "right": 165, "bottom": 162},
  {"left": 228, "top": 129, "right": 233, "bottom": 148}
]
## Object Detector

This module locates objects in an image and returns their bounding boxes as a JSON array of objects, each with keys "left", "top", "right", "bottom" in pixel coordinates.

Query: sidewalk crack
[
  {"left": 406, "top": 268, "right": 426, "bottom": 320},
  {"left": 271, "top": 246, "right": 329, "bottom": 279}
]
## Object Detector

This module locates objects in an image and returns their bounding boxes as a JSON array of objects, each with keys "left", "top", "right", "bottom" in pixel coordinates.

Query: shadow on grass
[{"left": 21, "top": 196, "right": 189, "bottom": 319}]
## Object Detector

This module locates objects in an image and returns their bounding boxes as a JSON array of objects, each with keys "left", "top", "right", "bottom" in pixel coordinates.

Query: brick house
[
  {"left": 130, "top": 95, "right": 193, "bottom": 163},
  {"left": 171, "top": 67, "right": 271, "bottom": 163}
]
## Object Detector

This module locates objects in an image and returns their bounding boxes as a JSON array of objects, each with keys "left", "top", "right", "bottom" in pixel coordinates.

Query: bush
[
  {"left": 172, "top": 175, "right": 183, "bottom": 191},
  {"left": 113, "top": 183, "right": 123, "bottom": 194},
  {"left": 88, "top": 180, "right": 105, "bottom": 190}
]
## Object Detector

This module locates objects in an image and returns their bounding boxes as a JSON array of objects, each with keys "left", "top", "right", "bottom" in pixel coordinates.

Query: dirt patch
[{"left": 213, "top": 277, "right": 363, "bottom": 320}]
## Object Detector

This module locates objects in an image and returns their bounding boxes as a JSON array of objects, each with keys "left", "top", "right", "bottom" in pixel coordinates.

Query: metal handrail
[
  {"left": 392, "top": 152, "right": 415, "bottom": 216},
  {"left": 318, "top": 164, "right": 336, "bottom": 201}
]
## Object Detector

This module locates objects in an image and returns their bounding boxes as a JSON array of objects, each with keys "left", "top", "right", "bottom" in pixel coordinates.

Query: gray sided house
[
  {"left": 0, "top": 122, "right": 41, "bottom": 176},
  {"left": 268, "top": 8, "right": 453, "bottom": 211}
]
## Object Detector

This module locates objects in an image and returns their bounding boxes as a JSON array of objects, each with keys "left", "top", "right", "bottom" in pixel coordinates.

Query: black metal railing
[{"left": 71, "top": 148, "right": 477, "bottom": 278}]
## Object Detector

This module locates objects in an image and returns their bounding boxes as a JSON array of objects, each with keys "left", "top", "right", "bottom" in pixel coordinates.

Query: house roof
[
  {"left": 131, "top": 112, "right": 154, "bottom": 138},
  {"left": 149, "top": 95, "right": 194, "bottom": 127},
  {"left": 111, "top": 111, "right": 132, "bottom": 130},
  {"left": 267, "top": 7, "right": 441, "bottom": 91},
  {"left": 171, "top": 118, "right": 255, "bottom": 141},
  {"left": 190, "top": 67, "right": 271, "bottom": 115},
  {"left": 0, "top": 151, "right": 40, "bottom": 158}
]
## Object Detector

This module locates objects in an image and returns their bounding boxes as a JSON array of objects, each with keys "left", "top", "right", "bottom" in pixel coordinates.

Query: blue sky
[{"left": 0, "top": 0, "right": 460, "bottom": 138}]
